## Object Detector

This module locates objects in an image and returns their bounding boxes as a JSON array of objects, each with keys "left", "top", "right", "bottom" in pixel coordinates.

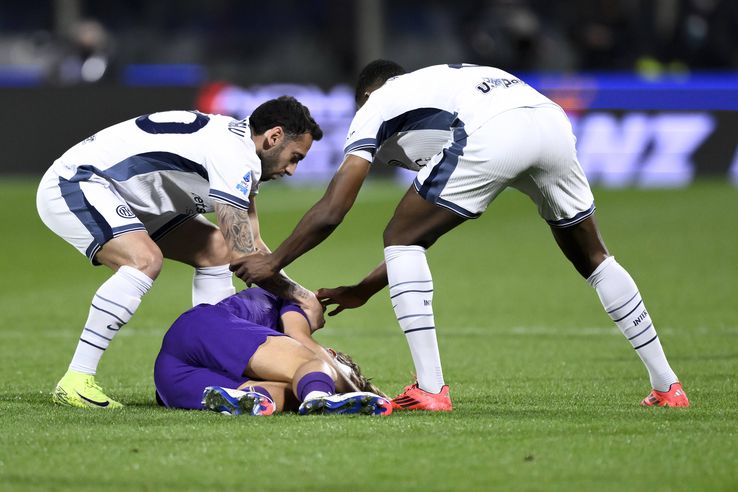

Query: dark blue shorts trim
[
  {"left": 151, "top": 214, "right": 196, "bottom": 242},
  {"left": 547, "top": 202, "right": 596, "bottom": 228},
  {"left": 412, "top": 179, "right": 480, "bottom": 219}
]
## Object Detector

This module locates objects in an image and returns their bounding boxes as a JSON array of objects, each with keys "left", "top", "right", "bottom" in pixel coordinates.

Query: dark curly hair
[
  {"left": 354, "top": 59, "right": 406, "bottom": 105},
  {"left": 250, "top": 95, "right": 323, "bottom": 141}
]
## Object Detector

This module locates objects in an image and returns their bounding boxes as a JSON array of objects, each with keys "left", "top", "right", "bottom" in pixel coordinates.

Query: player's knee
[
  {"left": 383, "top": 219, "right": 439, "bottom": 248},
  {"left": 96, "top": 235, "right": 163, "bottom": 278},
  {"left": 127, "top": 246, "right": 164, "bottom": 277},
  {"left": 383, "top": 223, "right": 411, "bottom": 247},
  {"left": 576, "top": 252, "right": 609, "bottom": 278},
  {"left": 383, "top": 229, "right": 433, "bottom": 248},
  {"left": 587, "top": 252, "right": 610, "bottom": 275},
  {"left": 294, "top": 355, "right": 336, "bottom": 382},
  {"left": 316, "top": 360, "right": 338, "bottom": 381},
  {"left": 383, "top": 225, "right": 398, "bottom": 246}
]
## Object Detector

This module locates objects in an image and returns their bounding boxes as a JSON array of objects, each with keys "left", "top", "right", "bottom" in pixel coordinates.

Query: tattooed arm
[
  {"left": 242, "top": 195, "right": 271, "bottom": 254},
  {"left": 214, "top": 200, "right": 325, "bottom": 330},
  {"left": 213, "top": 201, "right": 256, "bottom": 257}
]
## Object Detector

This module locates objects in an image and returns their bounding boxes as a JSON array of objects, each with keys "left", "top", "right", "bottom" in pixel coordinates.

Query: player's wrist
[
  {"left": 355, "top": 277, "right": 385, "bottom": 298},
  {"left": 268, "top": 249, "right": 288, "bottom": 273}
]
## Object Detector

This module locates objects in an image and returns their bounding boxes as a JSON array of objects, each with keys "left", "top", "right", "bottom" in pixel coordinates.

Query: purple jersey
[
  {"left": 154, "top": 288, "right": 306, "bottom": 409},
  {"left": 215, "top": 287, "right": 305, "bottom": 331}
]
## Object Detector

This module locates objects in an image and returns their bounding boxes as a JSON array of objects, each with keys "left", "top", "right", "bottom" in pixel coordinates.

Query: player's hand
[
  {"left": 300, "top": 292, "right": 326, "bottom": 332},
  {"left": 230, "top": 253, "right": 278, "bottom": 285},
  {"left": 317, "top": 286, "right": 370, "bottom": 316}
]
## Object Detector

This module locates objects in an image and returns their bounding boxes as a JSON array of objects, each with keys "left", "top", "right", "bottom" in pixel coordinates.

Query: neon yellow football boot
[{"left": 52, "top": 370, "right": 123, "bottom": 409}]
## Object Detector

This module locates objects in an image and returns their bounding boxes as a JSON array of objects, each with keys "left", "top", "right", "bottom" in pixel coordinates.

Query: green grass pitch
[{"left": 0, "top": 177, "right": 736, "bottom": 491}]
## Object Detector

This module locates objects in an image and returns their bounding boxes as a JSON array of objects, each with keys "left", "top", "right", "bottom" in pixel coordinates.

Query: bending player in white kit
[
  {"left": 231, "top": 61, "right": 689, "bottom": 411},
  {"left": 37, "top": 96, "right": 325, "bottom": 408}
]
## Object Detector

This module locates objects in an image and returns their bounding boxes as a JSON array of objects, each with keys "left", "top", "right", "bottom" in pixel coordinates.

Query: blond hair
[{"left": 332, "top": 350, "right": 387, "bottom": 399}]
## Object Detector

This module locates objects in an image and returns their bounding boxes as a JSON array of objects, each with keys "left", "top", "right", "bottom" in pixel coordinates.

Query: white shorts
[
  {"left": 413, "top": 104, "right": 595, "bottom": 226},
  {"left": 36, "top": 167, "right": 194, "bottom": 264}
]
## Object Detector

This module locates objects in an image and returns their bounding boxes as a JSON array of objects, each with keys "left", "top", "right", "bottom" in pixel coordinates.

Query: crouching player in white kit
[
  {"left": 37, "top": 96, "right": 325, "bottom": 408},
  {"left": 231, "top": 62, "right": 689, "bottom": 410}
]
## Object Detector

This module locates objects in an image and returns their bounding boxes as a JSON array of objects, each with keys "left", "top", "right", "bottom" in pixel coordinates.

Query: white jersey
[
  {"left": 51, "top": 110, "right": 260, "bottom": 216},
  {"left": 344, "top": 64, "right": 556, "bottom": 170}
]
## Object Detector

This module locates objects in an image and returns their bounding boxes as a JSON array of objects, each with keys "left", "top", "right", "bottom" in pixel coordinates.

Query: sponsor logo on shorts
[
  {"left": 116, "top": 205, "right": 136, "bottom": 219},
  {"left": 192, "top": 194, "right": 207, "bottom": 214}
]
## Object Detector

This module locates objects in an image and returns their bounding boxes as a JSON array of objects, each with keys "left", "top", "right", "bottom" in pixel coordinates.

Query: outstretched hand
[
  {"left": 317, "top": 286, "right": 370, "bottom": 316},
  {"left": 230, "top": 253, "right": 278, "bottom": 285}
]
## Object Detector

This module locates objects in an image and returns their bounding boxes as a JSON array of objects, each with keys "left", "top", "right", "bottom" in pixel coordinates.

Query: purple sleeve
[{"left": 279, "top": 303, "right": 308, "bottom": 323}]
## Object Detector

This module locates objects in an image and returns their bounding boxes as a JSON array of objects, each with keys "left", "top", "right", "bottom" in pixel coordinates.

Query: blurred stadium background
[
  {"left": 1, "top": 0, "right": 737, "bottom": 185},
  {"left": 1, "top": 2, "right": 737, "bottom": 491}
]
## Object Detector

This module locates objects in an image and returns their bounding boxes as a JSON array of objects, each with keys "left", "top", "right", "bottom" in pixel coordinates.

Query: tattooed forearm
[
  {"left": 259, "top": 273, "right": 311, "bottom": 304},
  {"left": 214, "top": 203, "right": 255, "bottom": 256},
  {"left": 216, "top": 204, "right": 314, "bottom": 308}
]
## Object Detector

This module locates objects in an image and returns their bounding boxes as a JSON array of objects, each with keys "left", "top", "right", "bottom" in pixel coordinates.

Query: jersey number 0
[{"left": 135, "top": 111, "right": 210, "bottom": 134}]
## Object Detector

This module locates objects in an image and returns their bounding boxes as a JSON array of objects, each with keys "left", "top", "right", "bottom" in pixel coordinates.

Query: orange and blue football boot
[
  {"left": 298, "top": 392, "right": 392, "bottom": 416},
  {"left": 201, "top": 386, "right": 275, "bottom": 416}
]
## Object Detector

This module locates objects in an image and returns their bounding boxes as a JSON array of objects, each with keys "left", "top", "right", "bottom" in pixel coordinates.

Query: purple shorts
[{"left": 154, "top": 303, "right": 285, "bottom": 409}]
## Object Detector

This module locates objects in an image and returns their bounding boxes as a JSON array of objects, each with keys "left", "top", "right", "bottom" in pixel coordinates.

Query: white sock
[
  {"left": 385, "top": 245, "right": 445, "bottom": 393},
  {"left": 587, "top": 256, "right": 678, "bottom": 391},
  {"left": 192, "top": 264, "right": 235, "bottom": 306},
  {"left": 69, "top": 266, "right": 154, "bottom": 375},
  {"left": 303, "top": 390, "right": 331, "bottom": 402}
]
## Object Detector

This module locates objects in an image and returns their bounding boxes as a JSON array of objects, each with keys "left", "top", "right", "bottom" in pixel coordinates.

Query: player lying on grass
[
  {"left": 231, "top": 61, "right": 689, "bottom": 410},
  {"left": 154, "top": 287, "right": 392, "bottom": 416}
]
